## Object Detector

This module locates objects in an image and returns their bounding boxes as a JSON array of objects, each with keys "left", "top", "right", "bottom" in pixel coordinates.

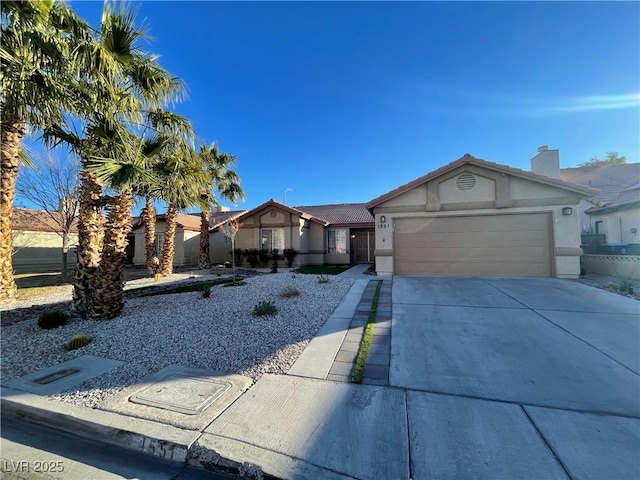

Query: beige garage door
[{"left": 394, "top": 213, "right": 552, "bottom": 277}]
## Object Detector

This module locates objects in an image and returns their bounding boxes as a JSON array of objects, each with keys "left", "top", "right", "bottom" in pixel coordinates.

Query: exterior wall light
[
  {"left": 380, "top": 215, "right": 386, "bottom": 223},
  {"left": 562, "top": 207, "right": 572, "bottom": 216}
]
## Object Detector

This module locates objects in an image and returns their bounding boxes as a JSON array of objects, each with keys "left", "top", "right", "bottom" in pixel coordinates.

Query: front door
[{"left": 354, "top": 230, "right": 375, "bottom": 263}]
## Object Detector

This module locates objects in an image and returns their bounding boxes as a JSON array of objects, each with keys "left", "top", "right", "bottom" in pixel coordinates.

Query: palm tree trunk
[
  {"left": 198, "top": 210, "right": 210, "bottom": 269},
  {"left": 143, "top": 195, "right": 156, "bottom": 274},
  {"left": 73, "top": 164, "right": 105, "bottom": 314},
  {"left": 160, "top": 202, "right": 178, "bottom": 276},
  {"left": 89, "top": 188, "right": 134, "bottom": 319},
  {"left": 0, "top": 117, "right": 24, "bottom": 303}
]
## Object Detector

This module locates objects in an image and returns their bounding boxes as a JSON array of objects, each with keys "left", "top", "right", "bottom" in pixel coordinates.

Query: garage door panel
[{"left": 394, "top": 214, "right": 552, "bottom": 277}]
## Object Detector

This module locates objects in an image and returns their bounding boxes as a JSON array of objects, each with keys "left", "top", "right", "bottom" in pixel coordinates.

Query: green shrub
[
  {"left": 279, "top": 286, "right": 300, "bottom": 298},
  {"left": 65, "top": 334, "right": 91, "bottom": 351},
  {"left": 245, "top": 249, "right": 261, "bottom": 268},
  {"left": 253, "top": 300, "right": 278, "bottom": 316},
  {"left": 317, "top": 275, "right": 329, "bottom": 284},
  {"left": 38, "top": 310, "right": 69, "bottom": 330},
  {"left": 619, "top": 277, "right": 634, "bottom": 294},
  {"left": 202, "top": 285, "right": 212, "bottom": 298},
  {"left": 283, "top": 248, "right": 298, "bottom": 268},
  {"left": 259, "top": 249, "right": 271, "bottom": 267},
  {"left": 233, "top": 248, "right": 245, "bottom": 267},
  {"left": 271, "top": 249, "right": 279, "bottom": 273}
]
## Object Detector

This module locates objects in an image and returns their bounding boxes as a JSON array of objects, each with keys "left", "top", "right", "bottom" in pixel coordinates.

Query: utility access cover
[
  {"left": 131, "top": 375, "right": 230, "bottom": 415},
  {"left": 129, "top": 366, "right": 241, "bottom": 415}
]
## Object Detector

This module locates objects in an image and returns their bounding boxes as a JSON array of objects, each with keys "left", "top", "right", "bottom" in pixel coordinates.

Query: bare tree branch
[{"left": 14, "top": 150, "right": 80, "bottom": 279}]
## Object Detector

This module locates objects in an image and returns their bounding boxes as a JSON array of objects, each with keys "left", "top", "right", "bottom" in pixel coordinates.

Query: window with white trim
[
  {"left": 261, "top": 228, "right": 284, "bottom": 252},
  {"left": 327, "top": 229, "right": 347, "bottom": 254}
]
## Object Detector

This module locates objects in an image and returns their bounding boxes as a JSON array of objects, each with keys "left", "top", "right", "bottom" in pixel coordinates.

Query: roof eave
[
  {"left": 584, "top": 201, "right": 640, "bottom": 215},
  {"left": 367, "top": 156, "right": 600, "bottom": 210}
]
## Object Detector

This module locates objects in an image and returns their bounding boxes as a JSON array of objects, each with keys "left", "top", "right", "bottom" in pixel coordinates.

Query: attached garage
[
  {"left": 394, "top": 213, "right": 552, "bottom": 277},
  {"left": 367, "top": 153, "right": 598, "bottom": 279}
]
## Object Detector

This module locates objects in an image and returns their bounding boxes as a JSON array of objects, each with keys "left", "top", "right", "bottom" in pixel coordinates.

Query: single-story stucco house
[
  {"left": 230, "top": 200, "right": 375, "bottom": 267},
  {"left": 366, "top": 148, "right": 598, "bottom": 278},
  {"left": 129, "top": 209, "right": 247, "bottom": 267},
  {"left": 11, "top": 208, "right": 79, "bottom": 274},
  {"left": 130, "top": 213, "right": 206, "bottom": 267}
]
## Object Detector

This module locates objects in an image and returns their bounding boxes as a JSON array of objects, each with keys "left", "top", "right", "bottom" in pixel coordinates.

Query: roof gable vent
[{"left": 456, "top": 172, "right": 476, "bottom": 191}]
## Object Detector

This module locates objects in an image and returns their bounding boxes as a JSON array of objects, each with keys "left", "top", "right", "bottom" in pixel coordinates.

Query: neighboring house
[
  {"left": 208, "top": 209, "right": 248, "bottom": 264},
  {"left": 560, "top": 163, "right": 640, "bottom": 246},
  {"left": 130, "top": 209, "right": 247, "bottom": 267},
  {"left": 130, "top": 213, "right": 202, "bottom": 267},
  {"left": 366, "top": 148, "right": 597, "bottom": 279},
  {"left": 230, "top": 200, "right": 375, "bottom": 267},
  {"left": 11, "top": 208, "right": 79, "bottom": 274}
]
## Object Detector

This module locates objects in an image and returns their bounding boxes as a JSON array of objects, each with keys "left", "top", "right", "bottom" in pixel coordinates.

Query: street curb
[{"left": 1, "top": 387, "right": 198, "bottom": 463}]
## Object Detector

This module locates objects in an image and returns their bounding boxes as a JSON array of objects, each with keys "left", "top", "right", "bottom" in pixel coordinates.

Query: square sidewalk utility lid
[{"left": 128, "top": 365, "right": 249, "bottom": 415}]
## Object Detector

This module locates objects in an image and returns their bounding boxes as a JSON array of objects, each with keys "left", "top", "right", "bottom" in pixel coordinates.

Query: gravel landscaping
[{"left": 1, "top": 273, "right": 354, "bottom": 408}]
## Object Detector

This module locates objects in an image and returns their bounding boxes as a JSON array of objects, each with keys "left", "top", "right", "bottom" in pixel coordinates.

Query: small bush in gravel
[
  {"left": 317, "top": 275, "right": 330, "bottom": 284},
  {"left": 245, "top": 249, "right": 261, "bottom": 267},
  {"left": 38, "top": 310, "right": 68, "bottom": 330},
  {"left": 253, "top": 300, "right": 278, "bottom": 316},
  {"left": 259, "top": 249, "right": 271, "bottom": 267},
  {"left": 619, "top": 277, "right": 634, "bottom": 294},
  {"left": 283, "top": 248, "right": 298, "bottom": 268},
  {"left": 65, "top": 334, "right": 91, "bottom": 351},
  {"left": 202, "top": 285, "right": 212, "bottom": 298},
  {"left": 279, "top": 286, "right": 300, "bottom": 298}
]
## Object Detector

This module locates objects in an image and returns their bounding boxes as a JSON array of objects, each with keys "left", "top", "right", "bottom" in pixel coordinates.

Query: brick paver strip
[
  {"left": 326, "top": 278, "right": 393, "bottom": 385},
  {"left": 329, "top": 361, "right": 354, "bottom": 376},
  {"left": 366, "top": 353, "right": 390, "bottom": 366},
  {"left": 340, "top": 341, "right": 361, "bottom": 353},
  {"left": 363, "top": 364, "right": 389, "bottom": 381}
]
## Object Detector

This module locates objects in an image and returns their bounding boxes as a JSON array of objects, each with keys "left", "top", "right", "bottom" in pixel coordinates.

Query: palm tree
[
  {"left": 143, "top": 194, "right": 158, "bottom": 274},
  {"left": 196, "top": 143, "right": 244, "bottom": 269},
  {"left": 0, "top": 0, "right": 90, "bottom": 302},
  {"left": 52, "top": 3, "right": 185, "bottom": 315},
  {"left": 85, "top": 127, "right": 147, "bottom": 319},
  {"left": 198, "top": 203, "right": 211, "bottom": 269},
  {"left": 153, "top": 143, "right": 209, "bottom": 276},
  {"left": 133, "top": 111, "right": 193, "bottom": 276}
]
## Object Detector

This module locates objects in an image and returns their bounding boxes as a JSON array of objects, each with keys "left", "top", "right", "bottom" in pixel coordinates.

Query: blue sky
[{"left": 42, "top": 1, "right": 640, "bottom": 212}]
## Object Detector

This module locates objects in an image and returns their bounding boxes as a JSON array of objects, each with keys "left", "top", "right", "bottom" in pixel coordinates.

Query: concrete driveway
[{"left": 392, "top": 276, "right": 640, "bottom": 479}]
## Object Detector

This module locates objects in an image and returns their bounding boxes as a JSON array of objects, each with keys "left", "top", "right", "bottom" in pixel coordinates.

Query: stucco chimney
[{"left": 530, "top": 145, "right": 560, "bottom": 179}]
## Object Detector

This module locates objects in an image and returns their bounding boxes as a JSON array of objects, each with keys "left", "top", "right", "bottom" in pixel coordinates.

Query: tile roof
[
  {"left": 237, "top": 199, "right": 327, "bottom": 225},
  {"left": 366, "top": 154, "right": 600, "bottom": 209},
  {"left": 208, "top": 210, "right": 247, "bottom": 229},
  {"left": 132, "top": 213, "right": 203, "bottom": 232},
  {"left": 560, "top": 163, "right": 640, "bottom": 212},
  {"left": 12, "top": 208, "right": 79, "bottom": 233},
  {"left": 295, "top": 203, "right": 374, "bottom": 225}
]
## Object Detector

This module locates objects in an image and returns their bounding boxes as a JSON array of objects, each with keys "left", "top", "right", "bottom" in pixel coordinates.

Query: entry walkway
[{"left": 288, "top": 274, "right": 392, "bottom": 385}]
